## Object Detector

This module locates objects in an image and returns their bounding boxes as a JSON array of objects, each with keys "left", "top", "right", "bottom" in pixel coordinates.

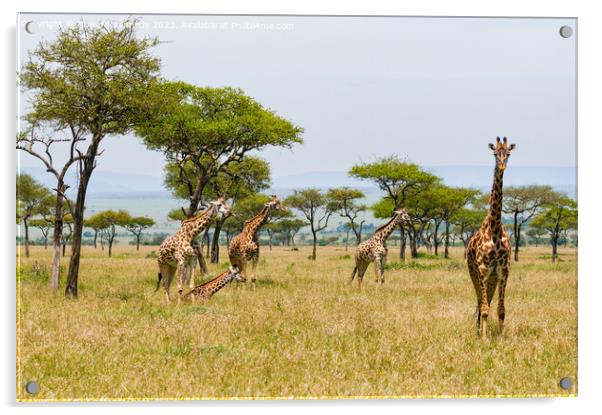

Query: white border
[{"left": 2, "top": 1, "right": 600, "bottom": 414}]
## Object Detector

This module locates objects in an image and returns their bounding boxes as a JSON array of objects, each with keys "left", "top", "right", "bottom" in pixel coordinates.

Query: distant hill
[{"left": 20, "top": 165, "right": 576, "bottom": 199}]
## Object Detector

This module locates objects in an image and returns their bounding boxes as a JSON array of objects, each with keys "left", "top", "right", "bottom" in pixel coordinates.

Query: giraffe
[
  {"left": 350, "top": 208, "right": 410, "bottom": 289},
  {"left": 228, "top": 195, "right": 286, "bottom": 289},
  {"left": 155, "top": 197, "right": 230, "bottom": 304},
  {"left": 184, "top": 266, "right": 246, "bottom": 300},
  {"left": 466, "top": 136, "right": 515, "bottom": 338}
]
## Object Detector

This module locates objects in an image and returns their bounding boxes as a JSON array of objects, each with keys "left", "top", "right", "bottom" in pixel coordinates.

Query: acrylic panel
[{"left": 16, "top": 13, "right": 577, "bottom": 401}]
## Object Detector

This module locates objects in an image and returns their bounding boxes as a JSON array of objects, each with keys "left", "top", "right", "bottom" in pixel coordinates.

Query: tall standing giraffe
[
  {"left": 466, "top": 137, "right": 515, "bottom": 338},
  {"left": 228, "top": 195, "right": 286, "bottom": 289},
  {"left": 156, "top": 197, "right": 230, "bottom": 303},
  {"left": 350, "top": 208, "right": 410, "bottom": 289},
  {"left": 184, "top": 266, "right": 246, "bottom": 300}
]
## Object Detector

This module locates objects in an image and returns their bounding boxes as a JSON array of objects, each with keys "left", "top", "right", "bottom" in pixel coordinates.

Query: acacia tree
[
  {"left": 451, "top": 208, "right": 486, "bottom": 258},
  {"left": 136, "top": 82, "right": 303, "bottom": 218},
  {"left": 29, "top": 218, "right": 53, "bottom": 249},
  {"left": 434, "top": 186, "right": 480, "bottom": 258},
  {"left": 326, "top": 187, "right": 367, "bottom": 249},
  {"left": 503, "top": 185, "right": 556, "bottom": 261},
  {"left": 285, "top": 189, "right": 333, "bottom": 260},
  {"left": 530, "top": 197, "right": 577, "bottom": 262},
  {"left": 526, "top": 226, "right": 546, "bottom": 247},
  {"left": 16, "top": 174, "right": 53, "bottom": 257},
  {"left": 124, "top": 217, "right": 156, "bottom": 250},
  {"left": 274, "top": 218, "right": 307, "bottom": 247},
  {"left": 84, "top": 215, "right": 107, "bottom": 249},
  {"left": 350, "top": 156, "right": 439, "bottom": 259},
  {"left": 19, "top": 20, "right": 162, "bottom": 297},
  {"left": 89, "top": 210, "right": 132, "bottom": 257}
]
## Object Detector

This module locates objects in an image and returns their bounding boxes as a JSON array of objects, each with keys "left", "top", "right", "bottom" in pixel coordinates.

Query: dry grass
[{"left": 16, "top": 245, "right": 577, "bottom": 400}]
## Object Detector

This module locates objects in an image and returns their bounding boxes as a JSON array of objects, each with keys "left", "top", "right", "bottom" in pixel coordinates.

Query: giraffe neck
[
  {"left": 201, "top": 270, "right": 234, "bottom": 297},
  {"left": 374, "top": 214, "right": 401, "bottom": 243},
  {"left": 487, "top": 165, "right": 505, "bottom": 235},
  {"left": 181, "top": 205, "right": 216, "bottom": 242},
  {"left": 243, "top": 205, "right": 272, "bottom": 238}
]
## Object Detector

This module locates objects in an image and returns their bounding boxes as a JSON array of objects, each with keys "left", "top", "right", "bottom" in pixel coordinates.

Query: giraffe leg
[
  {"left": 467, "top": 260, "right": 482, "bottom": 333},
  {"left": 497, "top": 266, "right": 509, "bottom": 335},
  {"left": 251, "top": 256, "right": 259, "bottom": 290},
  {"left": 357, "top": 261, "right": 369, "bottom": 290},
  {"left": 477, "top": 264, "right": 490, "bottom": 339},
  {"left": 380, "top": 255, "right": 387, "bottom": 285},
  {"left": 162, "top": 265, "right": 176, "bottom": 305},
  {"left": 188, "top": 255, "right": 197, "bottom": 289},
  {"left": 176, "top": 260, "right": 190, "bottom": 305},
  {"left": 185, "top": 256, "right": 196, "bottom": 290}
]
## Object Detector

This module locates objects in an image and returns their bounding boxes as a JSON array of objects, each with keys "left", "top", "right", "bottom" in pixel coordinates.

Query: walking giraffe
[
  {"left": 184, "top": 266, "right": 246, "bottom": 300},
  {"left": 350, "top": 208, "right": 410, "bottom": 289},
  {"left": 466, "top": 137, "right": 515, "bottom": 338},
  {"left": 156, "top": 197, "right": 230, "bottom": 303},
  {"left": 228, "top": 195, "right": 286, "bottom": 289}
]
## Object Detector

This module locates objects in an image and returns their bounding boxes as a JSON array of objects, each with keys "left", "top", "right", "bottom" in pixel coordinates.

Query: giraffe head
[
  {"left": 267, "top": 195, "right": 286, "bottom": 212},
  {"left": 209, "top": 196, "right": 231, "bottom": 217},
  {"left": 394, "top": 208, "right": 411, "bottom": 223},
  {"left": 227, "top": 266, "right": 246, "bottom": 283},
  {"left": 488, "top": 137, "right": 516, "bottom": 172}
]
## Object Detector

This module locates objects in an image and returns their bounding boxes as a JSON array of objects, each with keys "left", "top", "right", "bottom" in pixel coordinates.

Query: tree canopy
[{"left": 135, "top": 81, "right": 303, "bottom": 216}]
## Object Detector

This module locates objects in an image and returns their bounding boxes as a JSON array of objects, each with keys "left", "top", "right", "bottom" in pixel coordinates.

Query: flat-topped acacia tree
[
  {"left": 350, "top": 156, "right": 439, "bottom": 260},
  {"left": 18, "top": 20, "right": 162, "bottom": 297},
  {"left": 136, "top": 82, "right": 304, "bottom": 218}
]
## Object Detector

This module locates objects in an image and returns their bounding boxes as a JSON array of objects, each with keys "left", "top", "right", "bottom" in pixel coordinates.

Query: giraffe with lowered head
[
  {"left": 350, "top": 208, "right": 410, "bottom": 289},
  {"left": 184, "top": 266, "right": 246, "bottom": 300},
  {"left": 466, "top": 137, "right": 515, "bottom": 338},
  {"left": 228, "top": 195, "right": 286, "bottom": 289},
  {"left": 156, "top": 197, "right": 230, "bottom": 303}
]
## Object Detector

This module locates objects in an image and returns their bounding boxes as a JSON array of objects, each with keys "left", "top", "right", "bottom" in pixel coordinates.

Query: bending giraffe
[
  {"left": 350, "top": 208, "right": 410, "bottom": 289},
  {"left": 184, "top": 266, "right": 246, "bottom": 300},
  {"left": 156, "top": 197, "right": 230, "bottom": 303},
  {"left": 466, "top": 137, "right": 515, "bottom": 338},
  {"left": 228, "top": 195, "right": 286, "bottom": 289}
]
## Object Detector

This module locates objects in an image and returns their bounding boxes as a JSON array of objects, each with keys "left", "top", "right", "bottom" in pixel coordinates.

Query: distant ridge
[{"left": 20, "top": 165, "right": 576, "bottom": 197}]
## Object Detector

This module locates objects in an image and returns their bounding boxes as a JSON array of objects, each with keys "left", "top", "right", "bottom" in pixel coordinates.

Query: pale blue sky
[{"left": 18, "top": 14, "right": 577, "bottom": 180}]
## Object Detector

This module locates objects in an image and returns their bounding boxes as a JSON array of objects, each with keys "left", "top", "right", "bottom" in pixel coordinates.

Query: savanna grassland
[{"left": 17, "top": 244, "right": 577, "bottom": 400}]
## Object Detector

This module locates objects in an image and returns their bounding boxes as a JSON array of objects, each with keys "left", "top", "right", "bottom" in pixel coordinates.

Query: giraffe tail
[
  {"left": 155, "top": 272, "right": 162, "bottom": 292},
  {"left": 350, "top": 266, "right": 357, "bottom": 282}
]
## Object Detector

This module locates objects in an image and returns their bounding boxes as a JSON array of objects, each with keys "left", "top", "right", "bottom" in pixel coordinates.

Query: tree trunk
[
  {"left": 398, "top": 224, "right": 406, "bottom": 261},
  {"left": 551, "top": 237, "right": 558, "bottom": 262},
  {"left": 513, "top": 212, "right": 520, "bottom": 262},
  {"left": 444, "top": 221, "right": 451, "bottom": 259},
  {"left": 193, "top": 240, "right": 208, "bottom": 276},
  {"left": 65, "top": 153, "right": 97, "bottom": 298},
  {"left": 433, "top": 223, "right": 439, "bottom": 256},
  {"left": 311, "top": 230, "right": 317, "bottom": 260},
  {"left": 409, "top": 230, "right": 418, "bottom": 259},
  {"left": 345, "top": 228, "right": 350, "bottom": 251},
  {"left": 24, "top": 219, "right": 30, "bottom": 258},
  {"left": 136, "top": 234, "right": 140, "bottom": 251},
  {"left": 44, "top": 236, "right": 48, "bottom": 250},
  {"left": 93, "top": 230, "right": 98, "bottom": 248},
  {"left": 203, "top": 229, "right": 210, "bottom": 258},
  {"left": 211, "top": 220, "right": 224, "bottom": 264}
]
